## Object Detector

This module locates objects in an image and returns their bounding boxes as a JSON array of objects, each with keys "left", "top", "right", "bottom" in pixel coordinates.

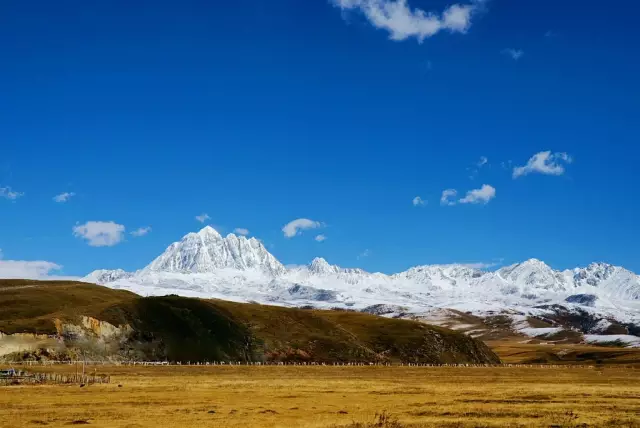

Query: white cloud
[
  {"left": 234, "top": 228, "right": 250, "bottom": 236},
  {"left": 513, "top": 151, "right": 572, "bottom": 178},
  {"left": 412, "top": 196, "right": 426, "bottom": 206},
  {"left": 440, "top": 189, "right": 458, "bottom": 206},
  {"left": 315, "top": 234, "right": 327, "bottom": 242},
  {"left": 0, "top": 186, "right": 23, "bottom": 200},
  {"left": 357, "top": 249, "right": 372, "bottom": 259},
  {"left": 282, "top": 218, "right": 323, "bottom": 238},
  {"left": 0, "top": 259, "right": 63, "bottom": 279},
  {"left": 53, "top": 192, "right": 75, "bottom": 203},
  {"left": 331, "top": 0, "right": 483, "bottom": 43},
  {"left": 469, "top": 156, "right": 489, "bottom": 179},
  {"left": 131, "top": 226, "right": 152, "bottom": 237},
  {"left": 0, "top": 249, "right": 69, "bottom": 279},
  {"left": 73, "top": 221, "right": 126, "bottom": 247},
  {"left": 195, "top": 213, "right": 211, "bottom": 223},
  {"left": 285, "top": 263, "right": 305, "bottom": 269},
  {"left": 502, "top": 48, "right": 524, "bottom": 60},
  {"left": 459, "top": 184, "right": 496, "bottom": 204},
  {"left": 459, "top": 260, "right": 502, "bottom": 269}
]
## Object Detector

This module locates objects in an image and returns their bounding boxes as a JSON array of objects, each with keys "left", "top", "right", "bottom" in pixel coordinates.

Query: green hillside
[{"left": 0, "top": 279, "right": 500, "bottom": 364}]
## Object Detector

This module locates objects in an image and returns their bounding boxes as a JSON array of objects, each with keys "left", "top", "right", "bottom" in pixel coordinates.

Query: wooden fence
[
  {"left": 0, "top": 372, "right": 110, "bottom": 386},
  {"left": 5, "top": 360, "right": 634, "bottom": 369}
]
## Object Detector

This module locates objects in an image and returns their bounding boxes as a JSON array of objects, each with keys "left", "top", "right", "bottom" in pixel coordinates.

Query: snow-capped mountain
[
  {"left": 83, "top": 269, "right": 133, "bottom": 284},
  {"left": 84, "top": 226, "right": 640, "bottom": 344},
  {"left": 142, "top": 226, "right": 285, "bottom": 276}
]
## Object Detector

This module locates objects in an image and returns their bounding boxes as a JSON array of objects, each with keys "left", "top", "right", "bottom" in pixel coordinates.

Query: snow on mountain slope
[
  {"left": 494, "top": 259, "right": 570, "bottom": 293},
  {"left": 83, "top": 269, "right": 133, "bottom": 284},
  {"left": 142, "top": 226, "right": 285, "bottom": 275},
  {"left": 83, "top": 226, "right": 640, "bottom": 340},
  {"left": 567, "top": 263, "right": 640, "bottom": 301}
]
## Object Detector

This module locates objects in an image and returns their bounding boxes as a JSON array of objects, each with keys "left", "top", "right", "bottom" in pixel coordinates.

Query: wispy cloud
[
  {"left": 195, "top": 213, "right": 211, "bottom": 223},
  {"left": 459, "top": 184, "right": 496, "bottom": 204},
  {"left": 315, "top": 234, "right": 327, "bottom": 242},
  {"left": 53, "top": 192, "right": 75, "bottom": 203},
  {"left": 459, "top": 259, "right": 503, "bottom": 269},
  {"left": 285, "top": 263, "right": 305, "bottom": 270},
  {"left": 412, "top": 196, "right": 426, "bottom": 206},
  {"left": 282, "top": 218, "right": 324, "bottom": 238},
  {"left": 0, "top": 186, "right": 23, "bottom": 200},
  {"left": 469, "top": 156, "right": 489, "bottom": 179},
  {"left": 73, "top": 221, "right": 125, "bottom": 247},
  {"left": 331, "top": 0, "right": 484, "bottom": 43},
  {"left": 513, "top": 151, "right": 572, "bottom": 178},
  {"left": 357, "top": 249, "right": 372, "bottom": 259},
  {"left": 440, "top": 189, "right": 458, "bottom": 206},
  {"left": 502, "top": 48, "right": 524, "bottom": 60},
  {"left": 234, "top": 228, "right": 250, "bottom": 236},
  {"left": 130, "top": 226, "right": 152, "bottom": 237}
]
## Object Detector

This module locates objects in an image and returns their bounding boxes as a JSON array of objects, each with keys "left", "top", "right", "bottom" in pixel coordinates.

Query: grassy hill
[
  {"left": 488, "top": 339, "right": 640, "bottom": 366},
  {"left": 0, "top": 279, "right": 500, "bottom": 364},
  {"left": 0, "top": 279, "right": 137, "bottom": 334}
]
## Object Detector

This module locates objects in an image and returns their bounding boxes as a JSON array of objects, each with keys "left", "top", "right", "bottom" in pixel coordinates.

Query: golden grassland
[
  {"left": 1, "top": 365, "right": 639, "bottom": 428},
  {"left": 487, "top": 340, "right": 640, "bottom": 366}
]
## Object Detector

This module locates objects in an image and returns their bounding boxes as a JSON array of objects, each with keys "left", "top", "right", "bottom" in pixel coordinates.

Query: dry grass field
[
  {"left": 488, "top": 340, "right": 640, "bottom": 366},
  {"left": 1, "top": 365, "right": 639, "bottom": 428}
]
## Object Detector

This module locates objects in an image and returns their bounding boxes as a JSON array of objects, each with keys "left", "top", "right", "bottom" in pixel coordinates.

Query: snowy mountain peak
[
  {"left": 520, "top": 258, "right": 548, "bottom": 267},
  {"left": 394, "top": 264, "right": 483, "bottom": 286},
  {"left": 309, "top": 257, "right": 339, "bottom": 275},
  {"left": 81, "top": 226, "right": 640, "bottom": 333},
  {"left": 141, "top": 228, "right": 284, "bottom": 275},
  {"left": 496, "top": 259, "right": 568, "bottom": 292},
  {"left": 83, "top": 269, "right": 132, "bottom": 284},
  {"left": 585, "top": 262, "right": 617, "bottom": 276},
  {"left": 197, "top": 225, "right": 222, "bottom": 240}
]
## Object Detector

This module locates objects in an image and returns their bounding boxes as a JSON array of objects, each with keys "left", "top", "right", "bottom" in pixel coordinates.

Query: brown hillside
[{"left": 0, "top": 279, "right": 500, "bottom": 364}]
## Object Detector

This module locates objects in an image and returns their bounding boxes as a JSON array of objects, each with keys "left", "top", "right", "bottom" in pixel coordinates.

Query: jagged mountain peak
[
  {"left": 498, "top": 258, "right": 552, "bottom": 274},
  {"left": 393, "top": 263, "right": 484, "bottom": 287},
  {"left": 83, "top": 268, "right": 132, "bottom": 284},
  {"left": 142, "top": 228, "right": 284, "bottom": 275},
  {"left": 583, "top": 262, "right": 618, "bottom": 276},
  {"left": 495, "top": 259, "right": 569, "bottom": 292},
  {"left": 309, "top": 257, "right": 339, "bottom": 275},
  {"left": 82, "top": 226, "right": 640, "bottom": 322},
  {"left": 516, "top": 258, "right": 548, "bottom": 268},
  {"left": 197, "top": 225, "right": 222, "bottom": 239}
]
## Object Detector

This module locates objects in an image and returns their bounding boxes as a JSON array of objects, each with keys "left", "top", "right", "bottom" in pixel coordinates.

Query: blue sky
[{"left": 1, "top": 0, "right": 639, "bottom": 277}]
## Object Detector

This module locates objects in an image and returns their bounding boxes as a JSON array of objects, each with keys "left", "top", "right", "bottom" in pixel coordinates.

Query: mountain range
[{"left": 84, "top": 226, "right": 640, "bottom": 346}]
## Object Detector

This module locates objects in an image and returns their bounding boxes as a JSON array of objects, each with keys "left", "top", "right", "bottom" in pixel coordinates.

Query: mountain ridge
[
  {"left": 83, "top": 227, "right": 640, "bottom": 344},
  {"left": 140, "top": 225, "right": 285, "bottom": 276}
]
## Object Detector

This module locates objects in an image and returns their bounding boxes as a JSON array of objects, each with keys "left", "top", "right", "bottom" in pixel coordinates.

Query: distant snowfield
[
  {"left": 85, "top": 226, "right": 640, "bottom": 346},
  {"left": 583, "top": 335, "right": 640, "bottom": 347},
  {"left": 518, "top": 327, "right": 564, "bottom": 338}
]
